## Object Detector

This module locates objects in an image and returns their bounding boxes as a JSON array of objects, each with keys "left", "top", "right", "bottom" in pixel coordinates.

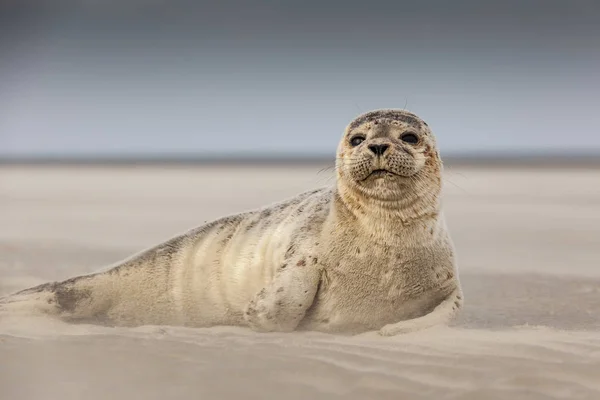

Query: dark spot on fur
[
  {"left": 55, "top": 286, "right": 91, "bottom": 312},
  {"left": 320, "top": 318, "right": 329, "bottom": 324},
  {"left": 429, "top": 228, "right": 434, "bottom": 235},
  {"left": 447, "top": 271, "right": 454, "bottom": 279},
  {"left": 276, "top": 301, "right": 283, "bottom": 306},
  {"left": 297, "top": 259, "right": 306, "bottom": 267},
  {"left": 280, "top": 263, "right": 287, "bottom": 270},
  {"left": 285, "top": 245, "right": 296, "bottom": 258},
  {"left": 436, "top": 273, "right": 441, "bottom": 279},
  {"left": 304, "top": 290, "right": 308, "bottom": 294},
  {"left": 356, "top": 247, "right": 361, "bottom": 254},
  {"left": 214, "top": 224, "right": 227, "bottom": 234},
  {"left": 454, "top": 300, "right": 461, "bottom": 308},
  {"left": 262, "top": 209, "right": 272, "bottom": 218},
  {"left": 219, "top": 233, "right": 234, "bottom": 246},
  {"left": 457, "top": 294, "right": 462, "bottom": 300},
  {"left": 298, "top": 304, "right": 303, "bottom": 307},
  {"left": 246, "top": 221, "right": 257, "bottom": 231},
  {"left": 312, "top": 257, "right": 318, "bottom": 264},
  {"left": 277, "top": 287, "right": 284, "bottom": 293}
]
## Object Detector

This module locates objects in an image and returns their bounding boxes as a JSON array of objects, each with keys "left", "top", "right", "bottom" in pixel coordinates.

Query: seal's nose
[{"left": 368, "top": 144, "right": 389, "bottom": 156}]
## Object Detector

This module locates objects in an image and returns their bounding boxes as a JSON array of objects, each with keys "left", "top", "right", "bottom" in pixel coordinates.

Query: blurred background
[{"left": 1, "top": 0, "right": 600, "bottom": 162}]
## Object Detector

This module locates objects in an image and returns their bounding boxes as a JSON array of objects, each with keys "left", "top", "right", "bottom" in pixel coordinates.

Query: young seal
[{"left": 0, "top": 109, "right": 463, "bottom": 336}]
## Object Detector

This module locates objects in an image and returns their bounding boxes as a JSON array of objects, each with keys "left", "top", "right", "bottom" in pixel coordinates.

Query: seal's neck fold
[{"left": 335, "top": 180, "right": 441, "bottom": 228}]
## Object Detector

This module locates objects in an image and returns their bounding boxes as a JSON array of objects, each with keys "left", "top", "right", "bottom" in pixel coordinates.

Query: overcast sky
[{"left": 1, "top": 0, "right": 599, "bottom": 158}]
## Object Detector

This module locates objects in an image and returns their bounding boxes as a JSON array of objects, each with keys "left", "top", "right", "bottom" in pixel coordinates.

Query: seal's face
[{"left": 336, "top": 109, "right": 442, "bottom": 201}]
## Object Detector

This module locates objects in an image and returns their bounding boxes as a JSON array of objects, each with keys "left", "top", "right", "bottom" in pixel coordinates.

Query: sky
[{"left": 1, "top": 0, "right": 600, "bottom": 158}]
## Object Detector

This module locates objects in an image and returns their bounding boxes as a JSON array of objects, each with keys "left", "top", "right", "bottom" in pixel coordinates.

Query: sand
[{"left": 1, "top": 164, "right": 599, "bottom": 399}]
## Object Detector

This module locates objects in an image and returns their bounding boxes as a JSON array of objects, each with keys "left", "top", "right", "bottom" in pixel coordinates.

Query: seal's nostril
[{"left": 368, "top": 144, "right": 389, "bottom": 156}]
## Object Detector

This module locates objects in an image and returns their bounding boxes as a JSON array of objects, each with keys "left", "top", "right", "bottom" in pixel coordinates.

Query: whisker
[
  {"left": 317, "top": 166, "right": 336, "bottom": 175},
  {"left": 443, "top": 177, "right": 469, "bottom": 194}
]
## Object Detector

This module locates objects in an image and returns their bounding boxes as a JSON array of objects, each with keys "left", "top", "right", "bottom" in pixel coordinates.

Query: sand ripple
[{"left": 1, "top": 317, "right": 599, "bottom": 400}]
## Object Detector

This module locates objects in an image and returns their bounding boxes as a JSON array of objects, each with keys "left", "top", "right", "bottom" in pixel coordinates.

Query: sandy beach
[{"left": 1, "top": 164, "right": 599, "bottom": 399}]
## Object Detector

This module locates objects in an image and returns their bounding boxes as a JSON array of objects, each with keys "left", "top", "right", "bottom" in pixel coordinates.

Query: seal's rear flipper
[
  {"left": 0, "top": 274, "right": 113, "bottom": 324},
  {"left": 0, "top": 283, "right": 63, "bottom": 318}
]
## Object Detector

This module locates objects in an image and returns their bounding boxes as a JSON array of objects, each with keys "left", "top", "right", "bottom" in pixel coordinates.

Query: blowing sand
[{"left": 1, "top": 164, "right": 599, "bottom": 399}]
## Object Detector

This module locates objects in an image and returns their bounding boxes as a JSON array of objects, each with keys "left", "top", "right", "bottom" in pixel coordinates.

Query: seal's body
[{"left": 1, "top": 110, "right": 463, "bottom": 336}]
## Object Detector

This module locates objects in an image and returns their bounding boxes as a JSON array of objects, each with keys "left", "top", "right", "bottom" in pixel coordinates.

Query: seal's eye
[
  {"left": 400, "top": 133, "right": 419, "bottom": 144},
  {"left": 350, "top": 136, "right": 365, "bottom": 147}
]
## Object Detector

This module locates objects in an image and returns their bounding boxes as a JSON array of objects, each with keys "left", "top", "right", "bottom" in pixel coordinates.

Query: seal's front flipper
[
  {"left": 378, "top": 286, "right": 463, "bottom": 336},
  {"left": 244, "top": 261, "right": 321, "bottom": 333}
]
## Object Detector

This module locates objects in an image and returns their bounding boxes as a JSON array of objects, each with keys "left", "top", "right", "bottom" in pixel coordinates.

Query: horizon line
[{"left": 1, "top": 151, "right": 600, "bottom": 169}]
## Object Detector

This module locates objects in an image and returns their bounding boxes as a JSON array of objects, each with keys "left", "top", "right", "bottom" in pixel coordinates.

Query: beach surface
[{"left": 1, "top": 164, "right": 599, "bottom": 399}]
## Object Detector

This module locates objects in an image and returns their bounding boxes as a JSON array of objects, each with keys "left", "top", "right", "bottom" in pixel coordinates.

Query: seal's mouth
[{"left": 367, "top": 169, "right": 399, "bottom": 178}]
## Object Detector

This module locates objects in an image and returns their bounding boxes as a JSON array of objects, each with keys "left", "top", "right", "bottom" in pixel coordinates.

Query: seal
[{"left": 0, "top": 109, "right": 463, "bottom": 336}]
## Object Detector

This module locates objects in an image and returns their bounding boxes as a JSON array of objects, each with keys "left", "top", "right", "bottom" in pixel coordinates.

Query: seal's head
[{"left": 336, "top": 109, "right": 442, "bottom": 210}]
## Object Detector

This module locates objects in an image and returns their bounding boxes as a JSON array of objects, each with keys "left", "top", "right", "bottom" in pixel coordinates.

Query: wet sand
[{"left": 1, "top": 164, "right": 599, "bottom": 399}]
